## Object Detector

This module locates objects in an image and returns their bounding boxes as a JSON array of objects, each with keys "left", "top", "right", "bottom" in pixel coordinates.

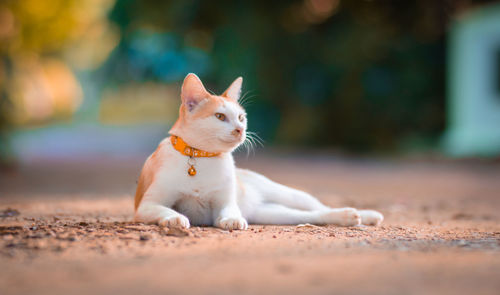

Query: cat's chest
[
  {"left": 165, "top": 151, "right": 234, "bottom": 196},
  {"left": 166, "top": 154, "right": 234, "bottom": 225}
]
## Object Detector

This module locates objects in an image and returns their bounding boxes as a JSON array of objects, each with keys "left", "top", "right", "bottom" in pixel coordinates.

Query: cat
[{"left": 134, "top": 73, "right": 383, "bottom": 230}]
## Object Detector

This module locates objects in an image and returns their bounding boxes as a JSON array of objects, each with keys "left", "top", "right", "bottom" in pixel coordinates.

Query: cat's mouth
[
  {"left": 219, "top": 138, "right": 239, "bottom": 144},
  {"left": 218, "top": 135, "right": 245, "bottom": 145}
]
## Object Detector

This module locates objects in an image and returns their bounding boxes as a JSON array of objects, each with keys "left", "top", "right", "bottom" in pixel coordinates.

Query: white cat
[{"left": 134, "top": 73, "right": 383, "bottom": 230}]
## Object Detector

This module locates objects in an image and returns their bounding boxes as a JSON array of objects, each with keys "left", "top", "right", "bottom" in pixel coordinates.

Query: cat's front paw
[
  {"left": 320, "top": 208, "right": 361, "bottom": 226},
  {"left": 159, "top": 214, "right": 190, "bottom": 229},
  {"left": 215, "top": 216, "right": 248, "bottom": 230}
]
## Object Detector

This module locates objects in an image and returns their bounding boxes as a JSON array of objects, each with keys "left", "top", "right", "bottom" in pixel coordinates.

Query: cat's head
[{"left": 169, "top": 73, "right": 247, "bottom": 153}]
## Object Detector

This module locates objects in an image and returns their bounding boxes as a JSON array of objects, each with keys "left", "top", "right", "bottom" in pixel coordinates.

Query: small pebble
[{"left": 140, "top": 234, "right": 151, "bottom": 241}]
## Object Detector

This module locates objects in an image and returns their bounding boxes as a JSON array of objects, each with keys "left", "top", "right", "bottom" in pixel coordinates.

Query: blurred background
[
  {"left": 1, "top": 0, "right": 500, "bottom": 170},
  {"left": 2, "top": 3, "right": 500, "bottom": 293}
]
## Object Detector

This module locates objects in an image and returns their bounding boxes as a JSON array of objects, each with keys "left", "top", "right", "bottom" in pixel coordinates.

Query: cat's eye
[
  {"left": 238, "top": 114, "right": 245, "bottom": 122},
  {"left": 215, "top": 113, "right": 226, "bottom": 121}
]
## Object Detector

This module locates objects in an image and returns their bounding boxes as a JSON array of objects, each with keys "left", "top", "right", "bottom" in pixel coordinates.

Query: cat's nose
[{"left": 232, "top": 128, "right": 243, "bottom": 137}]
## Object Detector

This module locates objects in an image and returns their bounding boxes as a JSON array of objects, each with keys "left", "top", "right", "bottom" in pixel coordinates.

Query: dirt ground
[{"left": 1, "top": 153, "right": 499, "bottom": 295}]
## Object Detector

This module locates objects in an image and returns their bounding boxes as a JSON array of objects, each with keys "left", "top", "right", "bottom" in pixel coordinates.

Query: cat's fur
[{"left": 134, "top": 73, "right": 383, "bottom": 230}]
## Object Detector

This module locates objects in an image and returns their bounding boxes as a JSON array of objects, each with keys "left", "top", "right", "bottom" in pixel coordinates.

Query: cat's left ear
[
  {"left": 181, "top": 73, "right": 209, "bottom": 112},
  {"left": 222, "top": 77, "right": 243, "bottom": 101}
]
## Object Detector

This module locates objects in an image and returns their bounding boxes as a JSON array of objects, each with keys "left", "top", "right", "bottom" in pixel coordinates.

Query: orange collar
[{"left": 170, "top": 135, "right": 220, "bottom": 158}]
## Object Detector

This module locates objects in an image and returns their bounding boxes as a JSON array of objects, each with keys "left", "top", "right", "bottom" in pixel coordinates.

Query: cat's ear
[
  {"left": 222, "top": 77, "right": 243, "bottom": 101},
  {"left": 181, "top": 73, "right": 209, "bottom": 112}
]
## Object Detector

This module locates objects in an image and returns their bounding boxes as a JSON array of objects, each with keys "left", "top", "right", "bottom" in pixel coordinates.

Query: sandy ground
[{"left": 0, "top": 153, "right": 499, "bottom": 295}]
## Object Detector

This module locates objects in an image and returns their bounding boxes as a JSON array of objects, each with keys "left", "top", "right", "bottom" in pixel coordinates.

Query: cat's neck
[
  {"left": 168, "top": 134, "right": 233, "bottom": 158},
  {"left": 170, "top": 135, "right": 221, "bottom": 158}
]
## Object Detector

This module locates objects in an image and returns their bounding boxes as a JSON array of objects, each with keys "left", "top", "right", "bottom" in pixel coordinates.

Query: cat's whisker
[
  {"left": 243, "top": 137, "right": 252, "bottom": 156},
  {"left": 246, "top": 131, "right": 264, "bottom": 147},
  {"left": 237, "top": 138, "right": 250, "bottom": 157},
  {"left": 244, "top": 140, "right": 252, "bottom": 157},
  {"left": 239, "top": 91, "right": 257, "bottom": 107},
  {"left": 241, "top": 97, "right": 256, "bottom": 108},
  {"left": 240, "top": 96, "right": 256, "bottom": 107},
  {"left": 241, "top": 130, "right": 264, "bottom": 157},
  {"left": 240, "top": 134, "right": 252, "bottom": 156},
  {"left": 233, "top": 134, "right": 253, "bottom": 158},
  {"left": 236, "top": 138, "right": 249, "bottom": 155},
  {"left": 245, "top": 136, "right": 255, "bottom": 150},
  {"left": 240, "top": 90, "right": 254, "bottom": 102}
]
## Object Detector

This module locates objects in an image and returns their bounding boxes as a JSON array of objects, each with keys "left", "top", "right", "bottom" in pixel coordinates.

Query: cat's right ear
[
  {"left": 181, "top": 73, "right": 209, "bottom": 112},
  {"left": 222, "top": 77, "right": 243, "bottom": 101}
]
